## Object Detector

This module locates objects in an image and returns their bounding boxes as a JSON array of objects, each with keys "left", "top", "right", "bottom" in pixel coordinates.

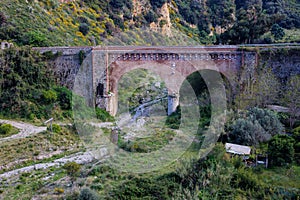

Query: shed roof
[{"left": 225, "top": 143, "right": 251, "bottom": 155}]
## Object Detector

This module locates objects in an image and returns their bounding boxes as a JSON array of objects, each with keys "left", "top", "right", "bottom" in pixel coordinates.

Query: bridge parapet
[{"left": 111, "top": 52, "right": 239, "bottom": 61}]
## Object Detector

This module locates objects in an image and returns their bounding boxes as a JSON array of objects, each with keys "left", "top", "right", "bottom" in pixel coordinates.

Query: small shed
[{"left": 225, "top": 143, "right": 251, "bottom": 155}]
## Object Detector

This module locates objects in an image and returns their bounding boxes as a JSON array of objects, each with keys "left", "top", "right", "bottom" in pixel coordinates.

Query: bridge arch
[{"left": 107, "top": 52, "right": 232, "bottom": 116}]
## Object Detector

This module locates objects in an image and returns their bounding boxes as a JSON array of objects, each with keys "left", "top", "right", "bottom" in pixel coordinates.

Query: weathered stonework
[{"left": 33, "top": 45, "right": 300, "bottom": 116}]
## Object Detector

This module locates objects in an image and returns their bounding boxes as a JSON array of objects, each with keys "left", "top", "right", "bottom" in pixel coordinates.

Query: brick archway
[{"left": 107, "top": 52, "right": 234, "bottom": 116}]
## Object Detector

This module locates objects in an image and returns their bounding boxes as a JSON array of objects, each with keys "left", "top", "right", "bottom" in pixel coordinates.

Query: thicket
[
  {"left": 269, "top": 134, "right": 295, "bottom": 166},
  {"left": 0, "top": 47, "right": 74, "bottom": 121},
  {"left": 85, "top": 144, "right": 299, "bottom": 199},
  {"left": 0, "top": 124, "right": 15, "bottom": 135},
  {"left": 229, "top": 107, "right": 283, "bottom": 146}
]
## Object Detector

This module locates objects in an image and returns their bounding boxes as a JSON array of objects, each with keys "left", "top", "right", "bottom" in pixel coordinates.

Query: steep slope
[{"left": 0, "top": 0, "right": 299, "bottom": 46}]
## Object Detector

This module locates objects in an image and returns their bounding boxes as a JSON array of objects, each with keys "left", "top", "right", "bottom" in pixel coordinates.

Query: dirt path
[
  {"left": 0, "top": 150, "right": 109, "bottom": 179},
  {"left": 0, "top": 120, "right": 111, "bottom": 179},
  {"left": 0, "top": 119, "right": 47, "bottom": 141}
]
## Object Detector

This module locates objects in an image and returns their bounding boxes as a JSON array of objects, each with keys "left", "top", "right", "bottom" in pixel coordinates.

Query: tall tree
[
  {"left": 221, "top": 2, "right": 272, "bottom": 44},
  {"left": 283, "top": 75, "right": 300, "bottom": 128},
  {"left": 269, "top": 134, "right": 295, "bottom": 166},
  {"left": 253, "top": 68, "right": 281, "bottom": 107}
]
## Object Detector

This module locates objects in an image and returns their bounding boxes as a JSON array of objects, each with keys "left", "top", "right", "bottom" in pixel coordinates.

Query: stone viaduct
[{"left": 35, "top": 44, "right": 300, "bottom": 116}]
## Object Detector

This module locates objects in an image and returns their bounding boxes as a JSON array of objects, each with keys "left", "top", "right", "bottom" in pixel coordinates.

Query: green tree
[
  {"left": 268, "top": 134, "right": 295, "bottom": 166},
  {"left": 229, "top": 118, "right": 267, "bottom": 146},
  {"left": 271, "top": 23, "right": 285, "bottom": 40},
  {"left": 221, "top": 5, "right": 272, "bottom": 44},
  {"left": 229, "top": 107, "right": 283, "bottom": 146},
  {"left": 254, "top": 68, "right": 281, "bottom": 107},
  {"left": 247, "top": 107, "right": 283, "bottom": 136},
  {"left": 283, "top": 75, "right": 300, "bottom": 129},
  {"left": 79, "top": 23, "right": 90, "bottom": 36},
  {"left": 207, "top": 0, "right": 235, "bottom": 30}
]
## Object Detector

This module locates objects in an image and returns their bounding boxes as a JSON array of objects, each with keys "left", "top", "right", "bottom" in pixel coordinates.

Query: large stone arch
[{"left": 107, "top": 53, "right": 233, "bottom": 116}]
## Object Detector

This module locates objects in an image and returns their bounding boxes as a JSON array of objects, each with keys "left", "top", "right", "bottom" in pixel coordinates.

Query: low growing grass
[{"left": 0, "top": 126, "right": 82, "bottom": 173}]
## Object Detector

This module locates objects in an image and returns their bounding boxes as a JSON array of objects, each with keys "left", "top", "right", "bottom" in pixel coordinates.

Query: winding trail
[
  {"left": 0, "top": 151, "right": 105, "bottom": 179},
  {"left": 0, "top": 120, "right": 111, "bottom": 179},
  {"left": 0, "top": 119, "right": 47, "bottom": 141}
]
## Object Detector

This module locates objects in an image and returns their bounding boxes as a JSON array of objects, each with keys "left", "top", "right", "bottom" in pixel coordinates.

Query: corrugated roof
[{"left": 225, "top": 143, "right": 251, "bottom": 155}]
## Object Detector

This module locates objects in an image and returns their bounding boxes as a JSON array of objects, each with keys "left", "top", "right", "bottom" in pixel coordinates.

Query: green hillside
[
  {"left": 0, "top": 0, "right": 299, "bottom": 46},
  {"left": 0, "top": 1, "right": 300, "bottom": 199}
]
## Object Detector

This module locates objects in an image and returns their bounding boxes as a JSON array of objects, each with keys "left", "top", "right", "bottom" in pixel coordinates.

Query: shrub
[
  {"left": 52, "top": 124, "right": 62, "bottom": 133},
  {"left": 24, "top": 31, "right": 49, "bottom": 46},
  {"left": 79, "top": 23, "right": 90, "bottom": 36},
  {"left": 165, "top": 106, "right": 181, "bottom": 129},
  {"left": 271, "top": 24, "right": 285, "bottom": 40},
  {"left": 229, "top": 107, "right": 283, "bottom": 146},
  {"left": 269, "top": 134, "right": 295, "bottom": 166},
  {"left": 111, "top": 14, "right": 124, "bottom": 30},
  {"left": 63, "top": 162, "right": 81, "bottom": 177},
  {"left": 42, "top": 89, "right": 57, "bottom": 104},
  {"left": 54, "top": 87, "right": 72, "bottom": 110},
  {"left": 95, "top": 107, "right": 114, "bottom": 122},
  {"left": 54, "top": 187, "right": 64, "bottom": 194},
  {"left": 247, "top": 107, "right": 283, "bottom": 136},
  {"left": 79, "top": 188, "right": 100, "bottom": 200},
  {"left": 229, "top": 118, "right": 268, "bottom": 146},
  {"left": 232, "top": 168, "right": 261, "bottom": 190},
  {"left": 0, "top": 124, "right": 13, "bottom": 135},
  {"left": 159, "top": 19, "right": 167, "bottom": 28}
]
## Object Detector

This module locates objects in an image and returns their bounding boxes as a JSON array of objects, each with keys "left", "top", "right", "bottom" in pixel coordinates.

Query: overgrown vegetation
[
  {"left": 0, "top": 47, "right": 73, "bottom": 121},
  {"left": 0, "top": 0, "right": 299, "bottom": 46},
  {"left": 0, "top": 0, "right": 299, "bottom": 199}
]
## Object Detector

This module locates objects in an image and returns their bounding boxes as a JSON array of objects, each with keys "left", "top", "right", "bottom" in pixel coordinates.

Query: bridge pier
[{"left": 167, "top": 92, "right": 179, "bottom": 116}]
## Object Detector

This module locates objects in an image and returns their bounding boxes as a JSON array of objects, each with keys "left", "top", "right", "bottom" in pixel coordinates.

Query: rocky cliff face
[{"left": 132, "top": 0, "right": 172, "bottom": 36}]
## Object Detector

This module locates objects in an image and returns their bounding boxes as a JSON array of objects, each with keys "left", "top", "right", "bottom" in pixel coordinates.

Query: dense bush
[
  {"left": 79, "top": 188, "right": 100, "bottom": 200},
  {"left": 54, "top": 86, "right": 72, "bottom": 110},
  {"left": 0, "top": 124, "right": 13, "bottom": 135},
  {"left": 63, "top": 162, "right": 81, "bottom": 178},
  {"left": 95, "top": 107, "right": 114, "bottom": 122},
  {"left": 269, "top": 134, "right": 295, "bottom": 166},
  {"left": 79, "top": 23, "right": 90, "bottom": 36},
  {"left": 0, "top": 47, "right": 54, "bottom": 119},
  {"left": 229, "top": 107, "right": 283, "bottom": 146},
  {"left": 42, "top": 89, "right": 57, "bottom": 104},
  {"left": 230, "top": 118, "right": 267, "bottom": 146},
  {"left": 247, "top": 107, "right": 284, "bottom": 136},
  {"left": 24, "top": 31, "right": 49, "bottom": 46},
  {"left": 51, "top": 124, "right": 62, "bottom": 133},
  {"left": 271, "top": 23, "right": 285, "bottom": 40}
]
